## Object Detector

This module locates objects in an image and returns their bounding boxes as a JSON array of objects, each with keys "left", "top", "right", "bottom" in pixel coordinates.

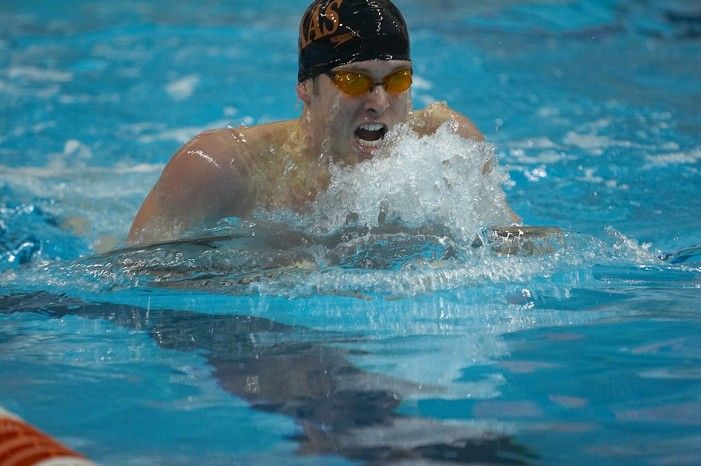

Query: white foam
[
  {"left": 643, "top": 148, "right": 701, "bottom": 169},
  {"left": 604, "top": 227, "right": 658, "bottom": 265},
  {"left": 563, "top": 131, "right": 623, "bottom": 151},
  {"left": 165, "top": 74, "right": 200, "bottom": 101},
  {"left": 63, "top": 139, "right": 92, "bottom": 159},
  {"left": 8, "top": 66, "right": 73, "bottom": 83},
  {"left": 306, "top": 123, "right": 514, "bottom": 243},
  {"left": 510, "top": 137, "right": 558, "bottom": 150},
  {"left": 0, "top": 162, "right": 164, "bottom": 179},
  {"left": 57, "top": 93, "right": 120, "bottom": 105}
]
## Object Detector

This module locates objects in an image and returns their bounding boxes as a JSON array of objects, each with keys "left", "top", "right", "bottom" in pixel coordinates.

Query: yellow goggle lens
[
  {"left": 384, "top": 69, "right": 413, "bottom": 93},
  {"left": 330, "top": 69, "right": 412, "bottom": 96},
  {"left": 332, "top": 72, "right": 373, "bottom": 95}
]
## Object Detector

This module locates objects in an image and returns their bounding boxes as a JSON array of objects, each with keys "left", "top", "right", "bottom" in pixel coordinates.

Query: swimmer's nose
[{"left": 364, "top": 85, "right": 390, "bottom": 115}]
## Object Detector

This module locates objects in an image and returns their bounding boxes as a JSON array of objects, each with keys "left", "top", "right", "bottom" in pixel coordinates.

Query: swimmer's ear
[{"left": 297, "top": 81, "right": 312, "bottom": 105}]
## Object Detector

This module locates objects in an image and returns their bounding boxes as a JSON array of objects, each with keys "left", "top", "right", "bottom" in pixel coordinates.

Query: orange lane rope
[{"left": 0, "top": 409, "right": 95, "bottom": 466}]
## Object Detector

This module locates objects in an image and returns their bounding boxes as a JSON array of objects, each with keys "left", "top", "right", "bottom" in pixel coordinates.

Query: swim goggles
[{"left": 327, "top": 68, "right": 413, "bottom": 96}]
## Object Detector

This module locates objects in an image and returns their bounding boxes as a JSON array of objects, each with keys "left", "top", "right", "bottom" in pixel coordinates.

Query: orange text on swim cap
[{"left": 300, "top": 0, "right": 344, "bottom": 50}]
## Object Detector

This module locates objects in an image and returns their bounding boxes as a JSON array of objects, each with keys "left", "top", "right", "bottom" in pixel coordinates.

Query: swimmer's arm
[
  {"left": 412, "top": 102, "right": 484, "bottom": 141},
  {"left": 414, "top": 103, "right": 521, "bottom": 223},
  {"left": 128, "top": 130, "right": 252, "bottom": 245}
]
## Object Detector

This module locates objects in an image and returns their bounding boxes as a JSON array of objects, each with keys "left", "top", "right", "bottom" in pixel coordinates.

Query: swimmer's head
[{"left": 298, "top": 0, "right": 411, "bottom": 83}]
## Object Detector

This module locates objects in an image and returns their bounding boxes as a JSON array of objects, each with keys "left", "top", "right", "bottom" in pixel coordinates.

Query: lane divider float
[{"left": 0, "top": 407, "right": 96, "bottom": 466}]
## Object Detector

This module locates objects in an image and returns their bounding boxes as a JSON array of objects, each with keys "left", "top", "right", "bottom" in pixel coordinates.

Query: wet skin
[
  {"left": 128, "top": 60, "right": 491, "bottom": 246},
  {"left": 296, "top": 60, "right": 414, "bottom": 165}
]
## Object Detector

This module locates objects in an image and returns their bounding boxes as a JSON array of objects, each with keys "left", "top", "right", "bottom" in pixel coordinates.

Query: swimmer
[{"left": 128, "top": 0, "right": 519, "bottom": 245}]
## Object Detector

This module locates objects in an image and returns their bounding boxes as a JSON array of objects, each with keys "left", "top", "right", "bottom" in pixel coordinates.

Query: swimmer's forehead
[{"left": 333, "top": 59, "right": 412, "bottom": 74}]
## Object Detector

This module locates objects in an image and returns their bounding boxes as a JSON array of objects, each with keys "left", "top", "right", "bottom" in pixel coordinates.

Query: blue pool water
[{"left": 1, "top": 1, "right": 700, "bottom": 465}]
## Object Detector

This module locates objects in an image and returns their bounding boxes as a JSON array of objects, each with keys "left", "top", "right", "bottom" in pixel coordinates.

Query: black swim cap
[{"left": 298, "top": 0, "right": 411, "bottom": 82}]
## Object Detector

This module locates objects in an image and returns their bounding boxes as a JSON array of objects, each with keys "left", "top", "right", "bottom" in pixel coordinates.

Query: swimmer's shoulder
[
  {"left": 171, "top": 119, "right": 299, "bottom": 191},
  {"left": 185, "top": 119, "right": 297, "bottom": 159},
  {"left": 412, "top": 102, "right": 484, "bottom": 141},
  {"left": 129, "top": 120, "right": 301, "bottom": 244},
  {"left": 168, "top": 120, "right": 298, "bottom": 179}
]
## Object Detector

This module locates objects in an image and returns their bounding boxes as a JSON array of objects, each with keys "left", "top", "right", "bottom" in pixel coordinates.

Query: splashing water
[
  {"left": 305, "top": 123, "right": 515, "bottom": 242},
  {"left": 2, "top": 125, "right": 670, "bottom": 299}
]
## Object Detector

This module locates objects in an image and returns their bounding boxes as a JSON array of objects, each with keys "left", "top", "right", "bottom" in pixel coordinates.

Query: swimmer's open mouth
[{"left": 354, "top": 123, "right": 387, "bottom": 148}]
